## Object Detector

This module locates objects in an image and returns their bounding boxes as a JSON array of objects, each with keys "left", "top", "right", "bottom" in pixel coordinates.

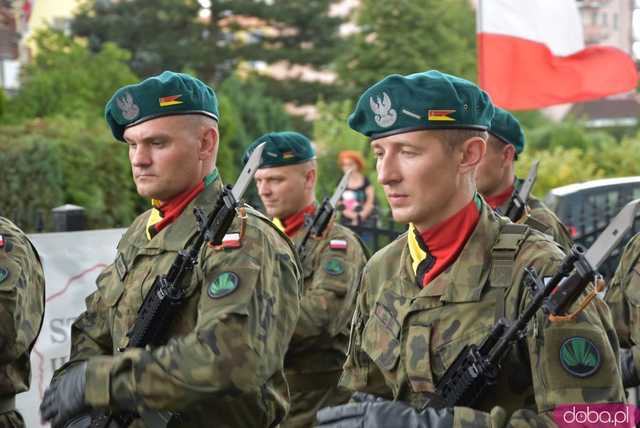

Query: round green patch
[
  {"left": 559, "top": 336, "right": 601, "bottom": 378},
  {"left": 208, "top": 271, "right": 239, "bottom": 299},
  {"left": 0, "top": 267, "right": 9, "bottom": 284},
  {"left": 324, "top": 258, "right": 344, "bottom": 276}
]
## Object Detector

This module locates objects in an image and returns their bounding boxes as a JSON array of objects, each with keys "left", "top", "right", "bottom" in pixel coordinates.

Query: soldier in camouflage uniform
[
  {"left": 606, "top": 233, "right": 640, "bottom": 388},
  {"left": 316, "top": 71, "right": 624, "bottom": 427},
  {"left": 242, "top": 132, "right": 368, "bottom": 427},
  {"left": 40, "top": 71, "right": 302, "bottom": 428},
  {"left": 476, "top": 107, "right": 573, "bottom": 251},
  {"left": 0, "top": 217, "right": 45, "bottom": 428}
]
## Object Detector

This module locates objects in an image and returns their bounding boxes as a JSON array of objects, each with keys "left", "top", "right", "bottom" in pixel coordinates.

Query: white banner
[{"left": 19, "top": 229, "right": 124, "bottom": 426}]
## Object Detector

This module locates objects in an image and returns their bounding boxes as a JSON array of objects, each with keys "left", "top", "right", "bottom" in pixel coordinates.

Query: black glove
[
  {"left": 620, "top": 348, "right": 640, "bottom": 388},
  {"left": 40, "top": 362, "right": 90, "bottom": 428},
  {"left": 316, "top": 392, "right": 453, "bottom": 428}
]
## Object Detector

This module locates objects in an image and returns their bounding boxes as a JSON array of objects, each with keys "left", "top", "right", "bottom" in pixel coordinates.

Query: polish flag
[{"left": 477, "top": 0, "right": 638, "bottom": 110}]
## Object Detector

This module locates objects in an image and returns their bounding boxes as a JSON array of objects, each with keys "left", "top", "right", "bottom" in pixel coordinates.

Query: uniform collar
[
  {"left": 486, "top": 180, "right": 515, "bottom": 211},
  {"left": 274, "top": 203, "right": 316, "bottom": 238},
  {"left": 402, "top": 198, "right": 505, "bottom": 303},
  {"left": 123, "top": 177, "right": 225, "bottom": 252}
]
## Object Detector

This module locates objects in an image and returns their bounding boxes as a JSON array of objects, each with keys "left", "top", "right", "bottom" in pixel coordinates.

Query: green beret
[
  {"left": 105, "top": 71, "right": 219, "bottom": 142},
  {"left": 348, "top": 70, "right": 495, "bottom": 140},
  {"left": 488, "top": 108, "right": 525, "bottom": 155},
  {"left": 242, "top": 131, "right": 315, "bottom": 168}
]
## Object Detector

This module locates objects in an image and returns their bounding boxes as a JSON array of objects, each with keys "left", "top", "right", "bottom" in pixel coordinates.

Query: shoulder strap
[
  {"left": 490, "top": 223, "right": 530, "bottom": 322},
  {"left": 523, "top": 214, "right": 550, "bottom": 236}
]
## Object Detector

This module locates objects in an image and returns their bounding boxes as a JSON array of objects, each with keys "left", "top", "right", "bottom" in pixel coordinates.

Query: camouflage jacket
[
  {"left": 340, "top": 200, "right": 624, "bottom": 427},
  {"left": 0, "top": 217, "right": 45, "bottom": 408},
  {"left": 61, "top": 180, "right": 302, "bottom": 428},
  {"left": 606, "top": 233, "right": 640, "bottom": 375},
  {"left": 499, "top": 179, "right": 574, "bottom": 252},
  {"left": 282, "top": 220, "right": 367, "bottom": 426}
]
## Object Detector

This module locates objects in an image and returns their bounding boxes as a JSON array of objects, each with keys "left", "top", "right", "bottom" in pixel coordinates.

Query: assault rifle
[
  {"left": 89, "top": 143, "right": 266, "bottom": 428},
  {"left": 423, "top": 198, "right": 640, "bottom": 410},
  {"left": 297, "top": 169, "right": 351, "bottom": 264},
  {"left": 500, "top": 160, "right": 539, "bottom": 222}
]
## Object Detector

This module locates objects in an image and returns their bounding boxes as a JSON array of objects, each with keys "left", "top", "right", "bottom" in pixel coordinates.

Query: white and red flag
[{"left": 477, "top": 0, "right": 638, "bottom": 110}]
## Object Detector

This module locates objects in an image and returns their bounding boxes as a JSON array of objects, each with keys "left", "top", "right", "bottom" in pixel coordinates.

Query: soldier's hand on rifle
[
  {"left": 316, "top": 392, "right": 453, "bottom": 428},
  {"left": 40, "top": 362, "right": 90, "bottom": 428}
]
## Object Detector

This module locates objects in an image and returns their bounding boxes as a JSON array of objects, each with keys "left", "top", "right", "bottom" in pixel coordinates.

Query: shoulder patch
[
  {"left": 0, "top": 235, "right": 4, "bottom": 249},
  {"left": 559, "top": 336, "right": 601, "bottom": 378},
  {"left": 221, "top": 233, "right": 241, "bottom": 249},
  {"left": 324, "top": 258, "right": 345, "bottom": 276},
  {"left": 330, "top": 239, "right": 348, "bottom": 251},
  {"left": 208, "top": 271, "right": 240, "bottom": 299},
  {"left": 0, "top": 266, "right": 9, "bottom": 284}
]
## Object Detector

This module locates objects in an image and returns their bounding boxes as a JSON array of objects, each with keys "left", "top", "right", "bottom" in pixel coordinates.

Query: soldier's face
[
  {"left": 124, "top": 116, "right": 208, "bottom": 202},
  {"left": 372, "top": 131, "right": 463, "bottom": 230},
  {"left": 255, "top": 164, "right": 312, "bottom": 219},
  {"left": 476, "top": 136, "right": 513, "bottom": 196}
]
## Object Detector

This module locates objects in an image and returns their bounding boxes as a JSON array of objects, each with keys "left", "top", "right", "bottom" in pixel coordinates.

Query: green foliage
[
  {"left": 312, "top": 99, "right": 372, "bottom": 197},
  {"left": 72, "top": 0, "right": 212, "bottom": 79},
  {"left": 216, "top": 75, "right": 293, "bottom": 181},
  {"left": 336, "top": 0, "right": 477, "bottom": 98},
  {"left": 524, "top": 120, "right": 616, "bottom": 152},
  {"left": 0, "top": 88, "right": 5, "bottom": 118},
  {"left": 10, "top": 29, "right": 138, "bottom": 120},
  {"left": 0, "top": 117, "right": 141, "bottom": 231},
  {"left": 517, "top": 130, "right": 640, "bottom": 197},
  {"left": 0, "top": 123, "right": 65, "bottom": 231},
  {"left": 71, "top": 0, "right": 345, "bottom": 105}
]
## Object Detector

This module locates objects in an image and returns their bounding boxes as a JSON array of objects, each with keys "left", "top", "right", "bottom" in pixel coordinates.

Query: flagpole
[{"left": 476, "top": 0, "right": 484, "bottom": 88}]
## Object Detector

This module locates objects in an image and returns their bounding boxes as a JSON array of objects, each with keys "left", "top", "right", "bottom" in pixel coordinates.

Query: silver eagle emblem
[
  {"left": 116, "top": 92, "right": 140, "bottom": 121},
  {"left": 369, "top": 92, "right": 397, "bottom": 128}
]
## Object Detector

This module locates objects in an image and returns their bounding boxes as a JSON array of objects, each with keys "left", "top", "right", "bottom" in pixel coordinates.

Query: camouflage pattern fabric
[
  {"left": 498, "top": 179, "right": 573, "bottom": 251},
  {"left": 606, "top": 233, "right": 640, "bottom": 382},
  {"left": 340, "top": 200, "right": 624, "bottom": 427},
  {"left": 282, "top": 221, "right": 367, "bottom": 427},
  {"left": 0, "top": 217, "right": 45, "bottom": 428},
  {"left": 53, "top": 180, "right": 302, "bottom": 427}
]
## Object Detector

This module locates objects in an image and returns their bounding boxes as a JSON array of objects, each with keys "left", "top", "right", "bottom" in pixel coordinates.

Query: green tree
[
  {"left": 71, "top": 0, "right": 224, "bottom": 80},
  {"left": 0, "top": 117, "right": 141, "bottom": 231},
  {"left": 10, "top": 29, "right": 137, "bottom": 120},
  {"left": 71, "top": 0, "right": 345, "bottom": 105},
  {"left": 0, "top": 88, "right": 5, "bottom": 118},
  {"left": 336, "top": 0, "right": 477, "bottom": 98},
  {"left": 312, "top": 99, "right": 372, "bottom": 197}
]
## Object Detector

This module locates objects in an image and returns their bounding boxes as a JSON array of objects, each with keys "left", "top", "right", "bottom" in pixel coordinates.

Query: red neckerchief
[
  {"left": 148, "top": 181, "right": 205, "bottom": 238},
  {"left": 416, "top": 198, "right": 480, "bottom": 287},
  {"left": 484, "top": 183, "right": 514, "bottom": 210},
  {"left": 282, "top": 204, "right": 316, "bottom": 237}
]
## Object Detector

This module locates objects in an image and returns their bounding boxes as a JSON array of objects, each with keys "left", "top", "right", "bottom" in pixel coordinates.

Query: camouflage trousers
[
  {"left": 0, "top": 411, "right": 24, "bottom": 428},
  {"left": 281, "top": 383, "right": 351, "bottom": 428}
]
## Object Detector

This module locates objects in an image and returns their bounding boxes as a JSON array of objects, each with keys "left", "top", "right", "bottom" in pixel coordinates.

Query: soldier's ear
[
  {"left": 304, "top": 166, "right": 317, "bottom": 191},
  {"left": 502, "top": 144, "right": 516, "bottom": 163},
  {"left": 199, "top": 126, "right": 219, "bottom": 161},
  {"left": 459, "top": 136, "right": 485, "bottom": 173}
]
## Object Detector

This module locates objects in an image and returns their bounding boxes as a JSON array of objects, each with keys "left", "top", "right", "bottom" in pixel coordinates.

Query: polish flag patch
[
  {"left": 0, "top": 235, "right": 4, "bottom": 248},
  {"left": 329, "top": 239, "right": 347, "bottom": 251},
  {"left": 221, "top": 233, "right": 241, "bottom": 249}
]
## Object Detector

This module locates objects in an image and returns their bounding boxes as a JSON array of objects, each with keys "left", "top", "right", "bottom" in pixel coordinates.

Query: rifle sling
[{"left": 489, "top": 223, "right": 529, "bottom": 323}]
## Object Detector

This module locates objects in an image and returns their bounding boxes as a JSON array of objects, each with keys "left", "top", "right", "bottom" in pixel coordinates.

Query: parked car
[{"left": 544, "top": 176, "right": 640, "bottom": 279}]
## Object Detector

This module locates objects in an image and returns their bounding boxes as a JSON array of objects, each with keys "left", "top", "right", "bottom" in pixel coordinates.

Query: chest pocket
[
  {"left": 405, "top": 324, "right": 434, "bottom": 392},
  {"left": 362, "top": 304, "right": 401, "bottom": 372}
]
